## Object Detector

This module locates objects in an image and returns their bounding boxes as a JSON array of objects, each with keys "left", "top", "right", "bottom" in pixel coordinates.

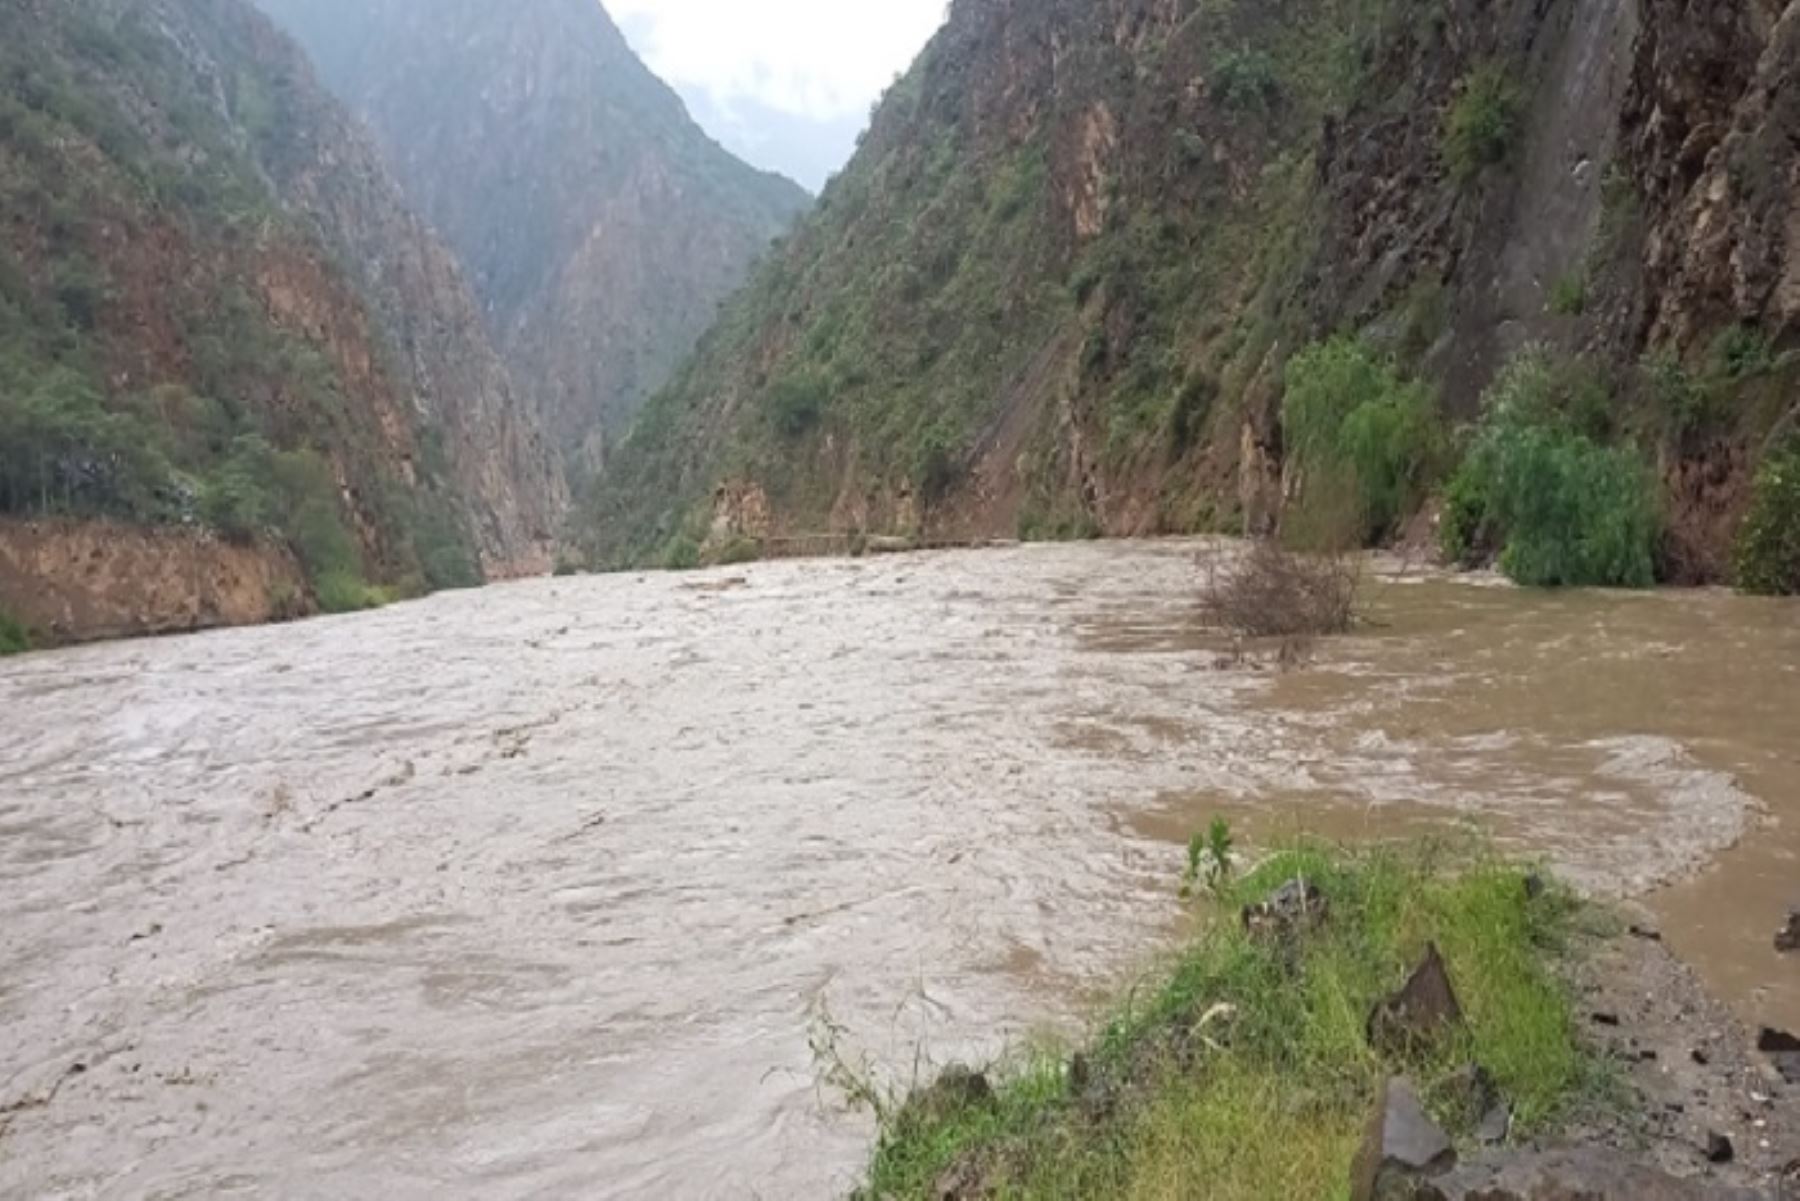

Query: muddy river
[{"left": 2, "top": 541, "right": 1795, "bottom": 1198}]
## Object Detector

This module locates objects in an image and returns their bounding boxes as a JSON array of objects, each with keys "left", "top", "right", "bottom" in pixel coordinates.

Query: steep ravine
[
  {"left": 256, "top": 0, "right": 812, "bottom": 457},
  {"left": 580, "top": 0, "right": 1799, "bottom": 578}
]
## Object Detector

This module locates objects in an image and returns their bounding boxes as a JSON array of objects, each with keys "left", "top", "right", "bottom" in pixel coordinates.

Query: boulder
[
  {"left": 1242, "top": 877, "right": 1328, "bottom": 939},
  {"left": 1776, "top": 908, "right": 1800, "bottom": 954},
  {"left": 1443, "top": 1063, "right": 1511, "bottom": 1146},
  {"left": 1369, "top": 943, "right": 1463, "bottom": 1054},
  {"left": 1758, "top": 1027, "right": 1800, "bottom": 1085},
  {"left": 1351, "top": 1076, "right": 1456, "bottom": 1201}
]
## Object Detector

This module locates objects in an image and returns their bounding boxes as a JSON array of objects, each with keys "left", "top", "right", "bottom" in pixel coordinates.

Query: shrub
[
  {"left": 1443, "top": 349, "right": 1659, "bottom": 588},
  {"left": 1547, "top": 271, "right": 1586, "bottom": 316},
  {"left": 1283, "top": 337, "right": 1442, "bottom": 544},
  {"left": 1443, "top": 64, "right": 1521, "bottom": 183},
  {"left": 314, "top": 570, "right": 384, "bottom": 614},
  {"left": 1213, "top": 48, "right": 1280, "bottom": 111},
  {"left": 1198, "top": 541, "right": 1360, "bottom": 641},
  {"left": 768, "top": 371, "right": 827, "bottom": 438},
  {"left": 708, "top": 535, "right": 763, "bottom": 567},
  {"left": 200, "top": 436, "right": 276, "bottom": 541},
  {"left": 1734, "top": 438, "right": 1800, "bottom": 596},
  {"left": 660, "top": 534, "right": 702, "bottom": 571},
  {"left": 0, "top": 609, "right": 31, "bottom": 656},
  {"left": 404, "top": 497, "right": 482, "bottom": 591}
]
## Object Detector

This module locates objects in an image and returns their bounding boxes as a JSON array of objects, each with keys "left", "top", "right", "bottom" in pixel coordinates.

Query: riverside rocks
[
  {"left": 1776, "top": 910, "right": 1800, "bottom": 954},
  {"left": 1350, "top": 1076, "right": 1456, "bottom": 1201},
  {"left": 1759, "top": 1028, "right": 1800, "bottom": 1086},
  {"left": 1368, "top": 943, "right": 1463, "bottom": 1054},
  {"left": 1241, "top": 877, "right": 1327, "bottom": 939}
]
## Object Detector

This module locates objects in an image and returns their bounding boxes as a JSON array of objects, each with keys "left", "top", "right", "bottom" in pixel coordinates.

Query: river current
[{"left": 2, "top": 541, "right": 1793, "bottom": 1198}]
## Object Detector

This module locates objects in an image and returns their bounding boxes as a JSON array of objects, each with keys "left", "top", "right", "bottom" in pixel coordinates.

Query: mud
[{"left": 0, "top": 541, "right": 1794, "bottom": 1198}]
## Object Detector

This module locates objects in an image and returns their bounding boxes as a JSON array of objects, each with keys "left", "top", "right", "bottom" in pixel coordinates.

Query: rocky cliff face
[
  {"left": 578, "top": 0, "right": 1798, "bottom": 579},
  {"left": 0, "top": 0, "right": 565, "bottom": 642},
  {"left": 256, "top": 0, "right": 812, "bottom": 456}
]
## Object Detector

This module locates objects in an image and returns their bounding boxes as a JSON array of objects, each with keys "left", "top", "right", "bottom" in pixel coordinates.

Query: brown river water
[{"left": 1, "top": 540, "right": 1795, "bottom": 1199}]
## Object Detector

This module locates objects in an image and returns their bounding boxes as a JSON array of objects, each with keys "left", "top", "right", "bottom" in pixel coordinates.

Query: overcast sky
[{"left": 610, "top": 0, "right": 947, "bottom": 191}]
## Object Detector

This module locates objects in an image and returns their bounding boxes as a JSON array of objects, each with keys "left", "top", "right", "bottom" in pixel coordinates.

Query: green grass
[
  {"left": 853, "top": 844, "right": 1601, "bottom": 1201},
  {"left": 0, "top": 609, "right": 31, "bottom": 656},
  {"left": 1443, "top": 63, "right": 1522, "bottom": 184}
]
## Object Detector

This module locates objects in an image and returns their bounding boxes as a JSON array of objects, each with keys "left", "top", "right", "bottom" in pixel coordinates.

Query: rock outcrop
[{"left": 575, "top": 0, "right": 1800, "bottom": 573}]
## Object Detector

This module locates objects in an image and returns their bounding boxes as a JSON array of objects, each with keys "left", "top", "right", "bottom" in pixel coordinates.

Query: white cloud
[{"left": 610, "top": 0, "right": 946, "bottom": 123}]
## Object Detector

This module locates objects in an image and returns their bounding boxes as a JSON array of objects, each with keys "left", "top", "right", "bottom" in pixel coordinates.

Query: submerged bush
[
  {"left": 1443, "top": 64, "right": 1522, "bottom": 183},
  {"left": 1734, "top": 438, "right": 1800, "bottom": 596},
  {"left": 1283, "top": 337, "right": 1442, "bottom": 544},
  {"left": 1198, "top": 541, "right": 1359, "bottom": 641},
  {"left": 1442, "top": 348, "right": 1659, "bottom": 588}
]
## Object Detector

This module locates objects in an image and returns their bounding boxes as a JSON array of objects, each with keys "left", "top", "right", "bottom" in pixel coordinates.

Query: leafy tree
[{"left": 1283, "top": 337, "right": 1442, "bottom": 543}]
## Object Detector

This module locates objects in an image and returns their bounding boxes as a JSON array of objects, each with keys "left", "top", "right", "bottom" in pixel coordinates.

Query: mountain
[
  {"left": 0, "top": 0, "right": 565, "bottom": 642},
  {"left": 254, "top": 0, "right": 812, "bottom": 459},
  {"left": 576, "top": 0, "right": 1799, "bottom": 586}
]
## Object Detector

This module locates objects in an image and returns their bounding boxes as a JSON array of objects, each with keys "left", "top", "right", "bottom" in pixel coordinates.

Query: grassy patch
[
  {"left": 853, "top": 843, "right": 1599, "bottom": 1200},
  {"left": 1735, "top": 435, "right": 1800, "bottom": 596},
  {"left": 1443, "top": 64, "right": 1522, "bottom": 184},
  {"left": 0, "top": 609, "right": 31, "bottom": 656}
]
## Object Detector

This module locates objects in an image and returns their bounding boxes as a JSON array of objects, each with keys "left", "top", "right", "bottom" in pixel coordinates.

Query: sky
[{"left": 610, "top": 0, "right": 947, "bottom": 192}]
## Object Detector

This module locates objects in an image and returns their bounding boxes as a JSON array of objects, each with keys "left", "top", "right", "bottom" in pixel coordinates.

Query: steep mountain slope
[
  {"left": 0, "top": 0, "right": 565, "bottom": 642},
  {"left": 579, "top": 0, "right": 1798, "bottom": 582},
  {"left": 255, "top": 0, "right": 812, "bottom": 456}
]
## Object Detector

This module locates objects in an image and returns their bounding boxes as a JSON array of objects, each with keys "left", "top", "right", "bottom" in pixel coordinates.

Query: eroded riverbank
[{"left": 1, "top": 541, "right": 1793, "bottom": 1197}]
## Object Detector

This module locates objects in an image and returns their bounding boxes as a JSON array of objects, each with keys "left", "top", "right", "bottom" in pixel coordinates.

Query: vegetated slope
[
  {"left": 0, "top": 0, "right": 566, "bottom": 629},
  {"left": 255, "top": 0, "right": 812, "bottom": 460},
  {"left": 579, "top": 0, "right": 1799, "bottom": 586}
]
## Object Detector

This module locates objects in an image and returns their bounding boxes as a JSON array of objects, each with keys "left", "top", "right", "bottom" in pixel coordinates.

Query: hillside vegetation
[
  {"left": 0, "top": 0, "right": 564, "bottom": 621},
  {"left": 577, "top": 0, "right": 1799, "bottom": 593}
]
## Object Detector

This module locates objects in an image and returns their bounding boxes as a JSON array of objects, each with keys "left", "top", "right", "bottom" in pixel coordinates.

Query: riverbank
[{"left": 852, "top": 844, "right": 1799, "bottom": 1199}]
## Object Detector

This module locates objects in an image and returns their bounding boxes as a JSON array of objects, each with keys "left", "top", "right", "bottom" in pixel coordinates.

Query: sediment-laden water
[{"left": 2, "top": 542, "right": 1793, "bottom": 1198}]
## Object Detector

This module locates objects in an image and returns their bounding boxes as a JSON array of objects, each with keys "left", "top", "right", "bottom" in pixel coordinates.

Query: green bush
[
  {"left": 200, "top": 435, "right": 276, "bottom": 541},
  {"left": 1442, "top": 349, "right": 1659, "bottom": 588},
  {"left": 768, "top": 371, "right": 827, "bottom": 438},
  {"left": 1283, "top": 337, "right": 1442, "bottom": 543},
  {"left": 314, "top": 570, "right": 384, "bottom": 614},
  {"left": 1547, "top": 271, "right": 1586, "bottom": 316},
  {"left": 1734, "top": 438, "right": 1800, "bottom": 596},
  {"left": 660, "top": 534, "right": 702, "bottom": 571},
  {"left": 0, "top": 610, "right": 31, "bottom": 656},
  {"left": 1443, "top": 64, "right": 1521, "bottom": 183},
  {"left": 1213, "top": 48, "right": 1280, "bottom": 111},
  {"left": 708, "top": 535, "right": 763, "bottom": 567}
]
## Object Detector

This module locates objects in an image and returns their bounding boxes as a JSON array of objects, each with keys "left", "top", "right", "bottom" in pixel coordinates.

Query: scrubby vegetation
[
  {"left": 1442, "top": 349, "right": 1659, "bottom": 588},
  {"left": 1442, "top": 63, "right": 1521, "bottom": 183},
  {"left": 1282, "top": 338, "right": 1443, "bottom": 546},
  {"left": 850, "top": 842, "right": 1599, "bottom": 1200},
  {"left": 1198, "top": 541, "right": 1360, "bottom": 642},
  {"left": 1735, "top": 435, "right": 1800, "bottom": 596},
  {"left": 0, "top": 609, "right": 31, "bottom": 656}
]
